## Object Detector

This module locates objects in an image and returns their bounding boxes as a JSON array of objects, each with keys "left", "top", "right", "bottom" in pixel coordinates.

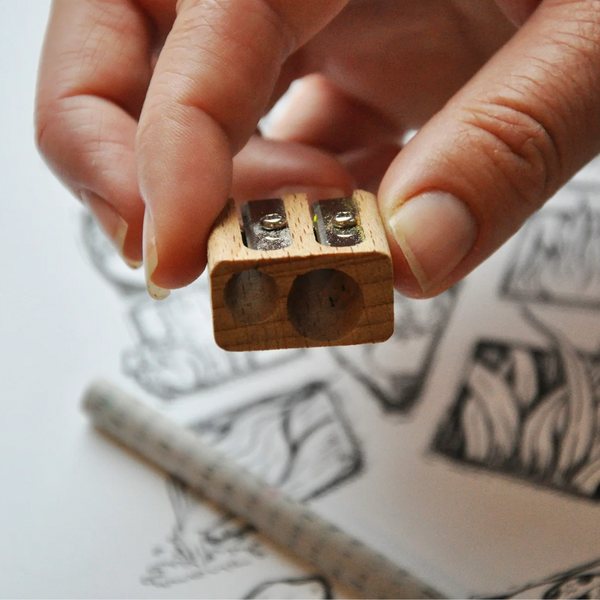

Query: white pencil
[{"left": 82, "top": 379, "right": 444, "bottom": 599}]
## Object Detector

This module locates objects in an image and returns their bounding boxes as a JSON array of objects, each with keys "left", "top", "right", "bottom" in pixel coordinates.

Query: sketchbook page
[
  {"left": 27, "top": 158, "right": 600, "bottom": 599},
  {"left": 5, "top": 3, "right": 600, "bottom": 598}
]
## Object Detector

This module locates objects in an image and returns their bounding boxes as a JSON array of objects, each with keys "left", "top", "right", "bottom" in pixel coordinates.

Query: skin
[{"left": 35, "top": 0, "right": 600, "bottom": 298}]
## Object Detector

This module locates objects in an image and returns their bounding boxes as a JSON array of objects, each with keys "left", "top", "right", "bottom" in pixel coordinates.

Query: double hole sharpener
[{"left": 207, "top": 190, "right": 394, "bottom": 351}]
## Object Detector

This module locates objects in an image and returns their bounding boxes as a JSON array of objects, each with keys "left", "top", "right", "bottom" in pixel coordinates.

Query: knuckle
[
  {"left": 461, "top": 98, "right": 562, "bottom": 210},
  {"left": 157, "top": 0, "right": 292, "bottom": 151}
]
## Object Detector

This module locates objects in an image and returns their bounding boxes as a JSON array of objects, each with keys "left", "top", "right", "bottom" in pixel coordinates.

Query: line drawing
[
  {"left": 143, "top": 381, "right": 362, "bottom": 588},
  {"left": 434, "top": 308, "right": 600, "bottom": 500},
  {"left": 78, "top": 210, "right": 146, "bottom": 296},
  {"left": 491, "top": 557, "right": 600, "bottom": 598},
  {"left": 502, "top": 195, "right": 600, "bottom": 308},
  {"left": 78, "top": 207, "right": 462, "bottom": 595},
  {"left": 121, "top": 290, "right": 303, "bottom": 400},
  {"left": 243, "top": 575, "right": 333, "bottom": 599},
  {"left": 142, "top": 476, "right": 265, "bottom": 588},
  {"left": 332, "top": 286, "right": 460, "bottom": 411},
  {"left": 79, "top": 211, "right": 303, "bottom": 400}
]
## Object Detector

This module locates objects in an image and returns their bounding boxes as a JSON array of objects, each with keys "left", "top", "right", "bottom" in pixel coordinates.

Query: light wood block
[{"left": 207, "top": 190, "right": 394, "bottom": 351}]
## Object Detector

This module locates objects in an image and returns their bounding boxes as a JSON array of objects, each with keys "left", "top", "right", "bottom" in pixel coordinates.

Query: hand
[{"left": 36, "top": 0, "right": 600, "bottom": 299}]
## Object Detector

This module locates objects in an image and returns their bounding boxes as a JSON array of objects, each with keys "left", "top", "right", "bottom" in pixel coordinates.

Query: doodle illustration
[
  {"left": 121, "top": 290, "right": 303, "bottom": 400},
  {"left": 78, "top": 209, "right": 146, "bottom": 296},
  {"left": 332, "top": 287, "right": 460, "bottom": 411},
  {"left": 493, "top": 557, "right": 600, "bottom": 598},
  {"left": 244, "top": 576, "right": 333, "bottom": 599},
  {"left": 79, "top": 208, "right": 461, "bottom": 596},
  {"left": 434, "top": 308, "right": 600, "bottom": 500},
  {"left": 502, "top": 195, "right": 600, "bottom": 307},
  {"left": 143, "top": 477, "right": 264, "bottom": 587},
  {"left": 79, "top": 211, "right": 303, "bottom": 400},
  {"left": 143, "top": 381, "right": 361, "bottom": 587}
]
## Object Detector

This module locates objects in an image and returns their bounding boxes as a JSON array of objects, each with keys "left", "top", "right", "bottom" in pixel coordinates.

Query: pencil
[{"left": 82, "top": 379, "right": 444, "bottom": 599}]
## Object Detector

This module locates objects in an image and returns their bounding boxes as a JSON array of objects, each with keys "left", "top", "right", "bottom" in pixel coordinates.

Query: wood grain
[{"left": 207, "top": 191, "right": 394, "bottom": 351}]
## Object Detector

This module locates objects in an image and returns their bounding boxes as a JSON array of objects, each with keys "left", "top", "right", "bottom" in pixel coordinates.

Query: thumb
[
  {"left": 379, "top": 0, "right": 600, "bottom": 298},
  {"left": 137, "top": 0, "right": 349, "bottom": 297}
]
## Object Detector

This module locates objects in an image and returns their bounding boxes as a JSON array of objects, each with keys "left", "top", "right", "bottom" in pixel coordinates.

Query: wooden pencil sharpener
[{"left": 207, "top": 191, "right": 394, "bottom": 351}]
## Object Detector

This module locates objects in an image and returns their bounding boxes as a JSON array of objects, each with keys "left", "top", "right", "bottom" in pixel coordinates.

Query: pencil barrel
[{"left": 83, "top": 380, "right": 443, "bottom": 599}]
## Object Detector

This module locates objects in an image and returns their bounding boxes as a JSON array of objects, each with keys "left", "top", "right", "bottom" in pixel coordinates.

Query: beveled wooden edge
[{"left": 208, "top": 190, "right": 394, "bottom": 351}]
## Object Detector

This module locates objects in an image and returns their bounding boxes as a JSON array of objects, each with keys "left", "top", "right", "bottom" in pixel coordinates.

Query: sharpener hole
[
  {"left": 224, "top": 270, "right": 278, "bottom": 324},
  {"left": 287, "top": 269, "right": 363, "bottom": 341}
]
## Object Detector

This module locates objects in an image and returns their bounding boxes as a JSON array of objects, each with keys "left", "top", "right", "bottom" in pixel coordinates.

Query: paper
[{"left": 4, "top": 3, "right": 600, "bottom": 597}]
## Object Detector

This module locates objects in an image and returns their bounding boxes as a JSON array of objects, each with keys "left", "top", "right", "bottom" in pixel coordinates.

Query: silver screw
[
  {"left": 332, "top": 210, "right": 358, "bottom": 229},
  {"left": 260, "top": 213, "right": 287, "bottom": 230}
]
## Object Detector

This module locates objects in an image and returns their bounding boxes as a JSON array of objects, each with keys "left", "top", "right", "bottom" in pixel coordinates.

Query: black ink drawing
[
  {"left": 434, "top": 308, "right": 600, "bottom": 500},
  {"left": 492, "top": 557, "right": 600, "bottom": 598},
  {"left": 121, "top": 290, "right": 303, "bottom": 400},
  {"left": 143, "top": 381, "right": 362, "bottom": 587},
  {"left": 332, "top": 286, "right": 460, "bottom": 411},
  {"left": 143, "top": 477, "right": 264, "bottom": 587},
  {"left": 190, "top": 381, "right": 361, "bottom": 499},
  {"left": 78, "top": 210, "right": 146, "bottom": 296},
  {"left": 244, "top": 575, "right": 333, "bottom": 599},
  {"left": 79, "top": 211, "right": 303, "bottom": 400},
  {"left": 502, "top": 196, "right": 600, "bottom": 307}
]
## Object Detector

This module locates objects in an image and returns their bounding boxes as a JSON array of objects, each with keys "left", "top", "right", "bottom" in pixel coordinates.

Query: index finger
[{"left": 137, "top": 0, "right": 350, "bottom": 295}]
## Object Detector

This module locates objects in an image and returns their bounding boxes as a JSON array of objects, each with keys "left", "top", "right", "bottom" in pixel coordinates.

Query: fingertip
[
  {"left": 141, "top": 205, "right": 209, "bottom": 294},
  {"left": 137, "top": 106, "right": 231, "bottom": 291}
]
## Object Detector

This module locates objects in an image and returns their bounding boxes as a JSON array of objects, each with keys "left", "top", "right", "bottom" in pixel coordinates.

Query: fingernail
[
  {"left": 143, "top": 209, "right": 170, "bottom": 300},
  {"left": 388, "top": 191, "right": 477, "bottom": 293},
  {"left": 80, "top": 190, "right": 142, "bottom": 269}
]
